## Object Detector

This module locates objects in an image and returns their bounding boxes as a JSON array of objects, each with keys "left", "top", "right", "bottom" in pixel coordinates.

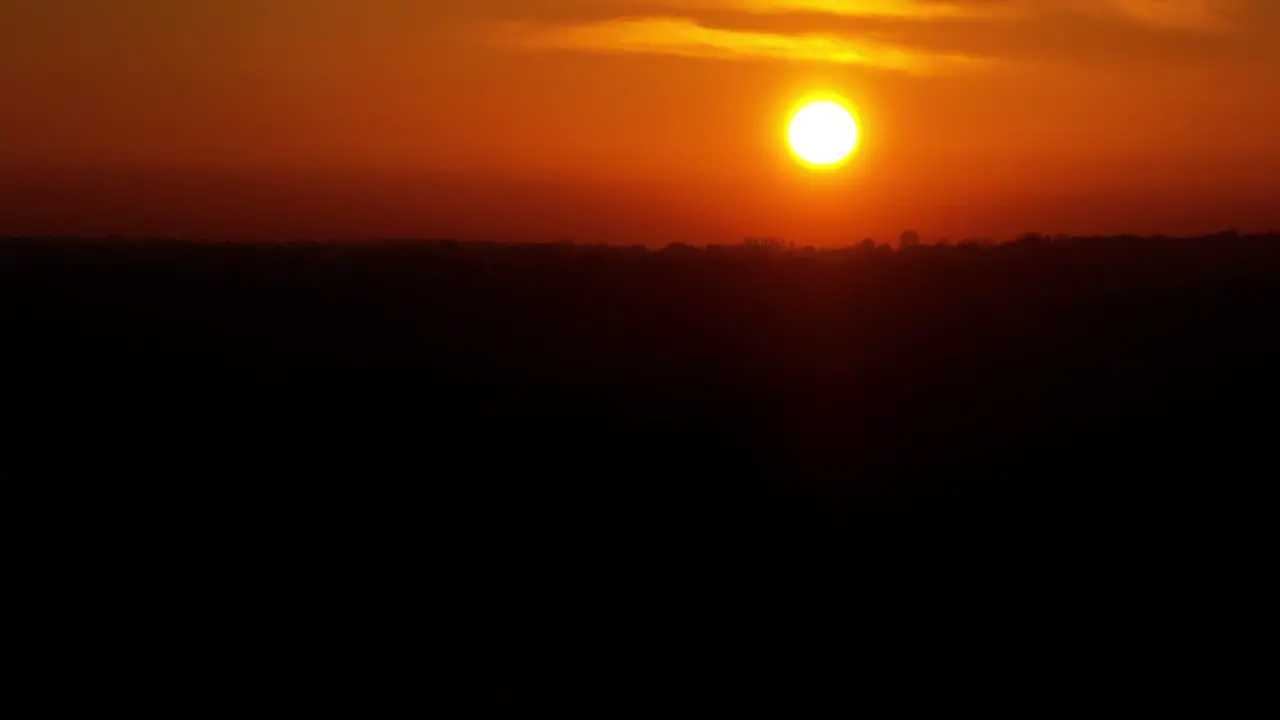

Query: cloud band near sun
[
  {"left": 491, "top": 16, "right": 994, "bottom": 74},
  {"left": 657, "top": 0, "right": 1005, "bottom": 20},
  {"left": 638, "top": 0, "right": 1239, "bottom": 31}
]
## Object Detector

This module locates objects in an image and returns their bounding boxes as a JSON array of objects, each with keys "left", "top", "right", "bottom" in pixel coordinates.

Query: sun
[{"left": 788, "top": 99, "right": 859, "bottom": 169}]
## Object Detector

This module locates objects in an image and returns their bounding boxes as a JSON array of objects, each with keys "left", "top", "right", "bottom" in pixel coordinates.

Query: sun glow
[{"left": 787, "top": 98, "right": 859, "bottom": 169}]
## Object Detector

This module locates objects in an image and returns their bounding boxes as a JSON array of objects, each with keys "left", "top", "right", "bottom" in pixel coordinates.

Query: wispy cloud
[
  {"left": 657, "top": 0, "right": 1015, "bottom": 20},
  {"left": 485, "top": 0, "right": 1236, "bottom": 75},
  {"left": 490, "top": 16, "right": 994, "bottom": 74},
  {"left": 656, "top": 0, "right": 1240, "bottom": 31}
]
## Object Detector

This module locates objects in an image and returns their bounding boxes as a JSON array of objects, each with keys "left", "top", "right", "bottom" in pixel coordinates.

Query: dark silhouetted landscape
[{"left": 4, "top": 232, "right": 1277, "bottom": 715}]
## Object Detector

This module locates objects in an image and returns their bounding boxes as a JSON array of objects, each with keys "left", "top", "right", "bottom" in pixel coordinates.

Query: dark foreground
[{"left": 3, "top": 234, "right": 1277, "bottom": 715}]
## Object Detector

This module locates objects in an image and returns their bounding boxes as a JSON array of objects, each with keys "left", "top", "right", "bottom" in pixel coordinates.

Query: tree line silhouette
[{"left": 2, "top": 230, "right": 1278, "bottom": 715}]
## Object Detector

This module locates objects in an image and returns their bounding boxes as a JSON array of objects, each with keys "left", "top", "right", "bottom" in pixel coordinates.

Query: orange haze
[{"left": 3, "top": 1, "right": 1279, "bottom": 244}]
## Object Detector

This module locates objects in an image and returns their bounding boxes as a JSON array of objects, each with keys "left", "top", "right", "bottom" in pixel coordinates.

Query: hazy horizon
[{"left": 4, "top": 163, "right": 1278, "bottom": 245}]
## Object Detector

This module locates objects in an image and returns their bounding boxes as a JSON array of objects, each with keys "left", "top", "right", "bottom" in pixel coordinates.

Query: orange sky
[{"left": 2, "top": 0, "right": 1278, "bottom": 243}]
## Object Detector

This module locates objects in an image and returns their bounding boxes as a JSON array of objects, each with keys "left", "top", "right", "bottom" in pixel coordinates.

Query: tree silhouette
[{"left": 743, "top": 237, "right": 786, "bottom": 251}]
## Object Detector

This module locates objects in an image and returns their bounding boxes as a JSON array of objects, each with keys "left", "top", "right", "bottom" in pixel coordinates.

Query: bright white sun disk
[{"left": 788, "top": 101, "right": 858, "bottom": 167}]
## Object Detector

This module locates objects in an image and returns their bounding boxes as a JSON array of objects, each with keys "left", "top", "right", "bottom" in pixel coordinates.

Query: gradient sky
[{"left": 2, "top": 0, "right": 1278, "bottom": 243}]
